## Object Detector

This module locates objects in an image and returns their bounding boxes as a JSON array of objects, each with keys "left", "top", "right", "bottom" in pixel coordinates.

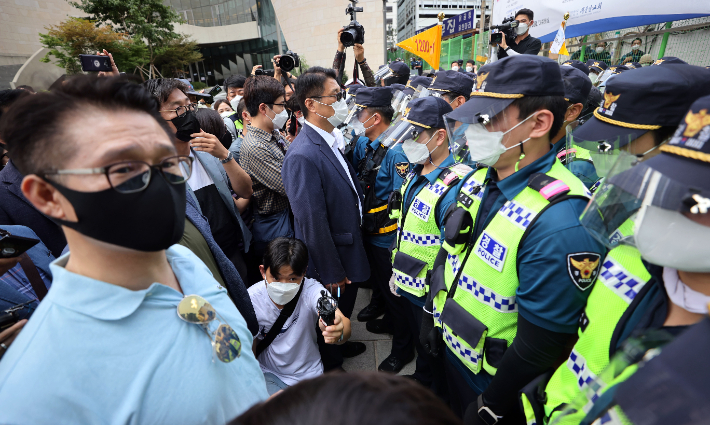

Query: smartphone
[
  {"left": 0, "top": 230, "right": 39, "bottom": 258},
  {"left": 79, "top": 54, "right": 113, "bottom": 72},
  {"left": 208, "top": 85, "right": 222, "bottom": 97},
  {"left": 490, "top": 32, "right": 503, "bottom": 45}
]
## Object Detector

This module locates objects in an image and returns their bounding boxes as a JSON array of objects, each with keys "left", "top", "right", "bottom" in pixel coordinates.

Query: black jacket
[{"left": 498, "top": 34, "right": 542, "bottom": 58}]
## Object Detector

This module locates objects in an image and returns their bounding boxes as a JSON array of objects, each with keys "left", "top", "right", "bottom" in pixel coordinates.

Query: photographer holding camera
[
  {"left": 493, "top": 8, "right": 542, "bottom": 60},
  {"left": 334, "top": 1, "right": 374, "bottom": 87}
]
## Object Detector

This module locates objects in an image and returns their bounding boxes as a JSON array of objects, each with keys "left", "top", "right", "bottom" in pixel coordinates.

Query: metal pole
[
  {"left": 477, "top": 0, "right": 487, "bottom": 66},
  {"left": 658, "top": 21, "right": 673, "bottom": 59},
  {"left": 276, "top": 18, "right": 283, "bottom": 55},
  {"left": 383, "top": 0, "right": 388, "bottom": 65}
]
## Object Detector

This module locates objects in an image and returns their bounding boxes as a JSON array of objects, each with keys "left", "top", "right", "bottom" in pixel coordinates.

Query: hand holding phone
[
  {"left": 79, "top": 54, "right": 114, "bottom": 73},
  {"left": 0, "top": 230, "right": 39, "bottom": 258}
]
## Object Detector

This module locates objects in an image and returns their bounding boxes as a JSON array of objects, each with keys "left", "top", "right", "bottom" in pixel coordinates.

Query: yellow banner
[{"left": 397, "top": 25, "right": 442, "bottom": 70}]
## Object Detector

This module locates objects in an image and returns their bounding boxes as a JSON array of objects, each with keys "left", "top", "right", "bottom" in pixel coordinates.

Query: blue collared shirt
[
  {"left": 445, "top": 146, "right": 605, "bottom": 393},
  {"left": 353, "top": 136, "right": 411, "bottom": 248},
  {"left": 0, "top": 245, "right": 268, "bottom": 424}
]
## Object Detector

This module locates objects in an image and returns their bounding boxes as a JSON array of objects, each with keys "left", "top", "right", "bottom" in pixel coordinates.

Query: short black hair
[
  {"left": 295, "top": 66, "right": 338, "bottom": 119},
  {"left": 229, "top": 372, "right": 461, "bottom": 425},
  {"left": 632, "top": 37, "right": 643, "bottom": 44},
  {"left": 365, "top": 105, "right": 394, "bottom": 125},
  {"left": 467, "top": 60, "right": 475, "bottom": 65},
  {"left": 213, "top": 99, "right": 233, "bottom": 112},
  {"left": 0, "top": 89, "right": 31, "bottom": 121},
  {"left": 451, "top": 61, "right": 458, "bottom": 65},
  {"left": 286, "top": 95, "right": 301, "bottom": 113},
  {"left": 442, "top": 91, "right": 470, "bottom": 103},
  {"left": 510, "top": 95, "right": 569, "bottom": 141},
  {"left": 516, "top": 8, "right": 534, "bottom": 21},
  {"left": 224, "top": 74, "right": 247, "bottom": 92},
  {"left": 282, "top": 77, "right": 297, "bottom": 88},
  {"left": 580, "top": 86, "right": 602, "bottom": 118},
  {"left": 262, "top": 237, "right": 309, "bottom": 278},
  {"left": 1, "top": 75, "right": 171, "bottom": 176},
  {"left": 195, "top": 108, "right": 227, "bottom": 140},
  {"left": 243, "top": 76, "right": 286, "bottom": 117},
  {"left": 142, "top": 78, "right": 190, "bottom": 108},
  {"left": 237, "top": 98, "right": 248, "bottom": 122}
]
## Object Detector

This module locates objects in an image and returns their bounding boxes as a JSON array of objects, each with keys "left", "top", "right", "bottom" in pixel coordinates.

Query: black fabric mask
[
  {"left": 49, "top": 173, "right": 186, "bottom": 252},
  {"left": 171, "top": 110, "right": 201, "bottom": 142}
]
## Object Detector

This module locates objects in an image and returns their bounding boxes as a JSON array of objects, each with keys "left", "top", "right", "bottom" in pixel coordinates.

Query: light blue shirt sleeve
[{"left": 516, "top": 198, "right": 607, "bottom": 334}]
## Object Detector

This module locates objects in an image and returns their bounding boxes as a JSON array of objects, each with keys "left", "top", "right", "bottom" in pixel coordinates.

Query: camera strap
[
  {"left": 352, "top": 55, "right": 360, "bottom": 83},
  {"left": 18, "top": 253, "right": 47, "bottom": 301},
  {"left": 254, "top": 282, "right": 305, "bottom": 358}
]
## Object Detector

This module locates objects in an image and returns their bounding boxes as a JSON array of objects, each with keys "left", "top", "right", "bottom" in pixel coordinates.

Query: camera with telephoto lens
[
  {"left": 340, "top": 0, "right": 365, "bottom": 48},
  {"left": 278, "top": 51, "right": 300, "bottom": 72},
  {"left": 317, "top": 290, "right": 338, "bottom": 326},
  {"left": 490, "top": 16, "right": 519, "bottom": 43}
]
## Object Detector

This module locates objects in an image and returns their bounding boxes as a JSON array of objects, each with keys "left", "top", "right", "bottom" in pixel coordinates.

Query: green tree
[
  {"left": 153, "top": 35, "right": 203, "bottom": 79},
  {"left": 69, "top": 0, "right": 184, "bottom": 78},
  {"left": 39, "top": 18, "right": 146, "bottom": 75}
]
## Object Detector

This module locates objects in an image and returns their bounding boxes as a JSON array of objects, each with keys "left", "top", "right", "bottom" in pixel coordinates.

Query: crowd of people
[{"left": 0, "top": 10, "right": 709, "bottom": 424}]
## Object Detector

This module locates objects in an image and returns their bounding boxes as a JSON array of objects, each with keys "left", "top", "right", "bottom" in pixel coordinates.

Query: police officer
[
  {"left": 428, "top": 70, "right": 475, "bottom": 110},
  {"left": 561, "top": 59, "right": 590, "bottom": 75},
  {"left": 379, "top": 61, "right": 411, "bottom": 87},
  {"left": 347, "top": 87, "right": 416, "bottom": 373},
  {"left": 388, "top": 96, "right": 474, "bottom": 396},
  {"left": 428, "top": 55, "right": 605, "bottom": 422},
  {"left": 586, "top": 59, "right": 608, "bottom": 85},
  {"left": 536, "top": 63, "right": 710, "bottom": 425},
  {"left": 403, "top": 76, "right": 433, "bottom": 97},
  {"left": 553, "top": 66, "right": 598, "bottom": 189},
  {"left": 562, "top": 92, "right": 710, "bottom": 425}
]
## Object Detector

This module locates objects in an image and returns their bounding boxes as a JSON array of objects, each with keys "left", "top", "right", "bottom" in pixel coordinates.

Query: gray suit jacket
[{"left": 188, "top": 150, "right": 252, "bottom": 252}]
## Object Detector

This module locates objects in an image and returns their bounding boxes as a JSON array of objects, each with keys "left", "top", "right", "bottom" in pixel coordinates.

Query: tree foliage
[{"left": 154, "top": 35, "right": 203, "bottom": 78}]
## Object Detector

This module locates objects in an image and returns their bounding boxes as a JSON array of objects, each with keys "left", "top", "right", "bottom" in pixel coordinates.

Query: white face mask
[
  {"left": 632, "top": 44, "right": 641, "bottom": 51},
  {"left": 589, "top": 73, "right": 599, "bottom": 84},
  {"left": 230, "top": 95, "right": 243, "bottom": 111},
  {"left": 596, "top": 47, "right": 605, "bottom": 54},
  {"left": 314, "top": 99, "right": 349, "bottom": 127},
  {"left": 634, "top": 204, "right": 710, "bottom": 273},
  {"left": 516, "top": 23, "right": 529, "bottom": 35},
  {"left": 220, "top": 111, "right": 233, "bottom": 118},
  {"left": 266, "top": 280, "right": 301, "bottom": 305},
  {"left": 267, "top": 105, "right": 289, "bottom": 129},
  {"left": 462, "top": 113, "right": 536, "bottom": 166},
  {"left": 350, "top": 113, "right": 377, "bottom": 136},
  {"left": 452, "top": 66, "right": 459, "bottom": 71},
  {"left": 297, "top": 116, "right": 305, "bottom": 125},
  {"left": 466, "top": 66, "right": 474, "bottom": 73},
  {"left": 663, "top": 267, "right": 710, "bottom": 314},
  {"left": 402, "top": 132, "right": 438, "bottom": 164}
]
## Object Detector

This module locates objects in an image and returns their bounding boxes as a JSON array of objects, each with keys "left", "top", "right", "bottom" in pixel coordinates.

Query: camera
[
  {"left": 254, "top": 68, "right": 275, "bottom": 77},
  {"left": 491, "top": 16, "right": 519, "bottom": 41},
  {"left": 340, "top": 1, "right": 365, "bottom": 48},
  {"left": 316, "top": 290, "right": 338, "bottom": 326},
  {"left": 278, "top": 51, "right": 301, "bottom": 73}
]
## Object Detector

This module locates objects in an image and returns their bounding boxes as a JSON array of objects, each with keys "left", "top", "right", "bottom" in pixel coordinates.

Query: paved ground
[{"left": 342, "top": 287, "right": 417, "bottom": 375}]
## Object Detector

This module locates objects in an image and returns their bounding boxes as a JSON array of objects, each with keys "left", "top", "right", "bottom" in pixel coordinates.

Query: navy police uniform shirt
[
  {"left": 445, "top": 146, "right": 606, "bottom": 392},
  {"left": 352, "top": 135, "right": 410, "bottom": 249}
]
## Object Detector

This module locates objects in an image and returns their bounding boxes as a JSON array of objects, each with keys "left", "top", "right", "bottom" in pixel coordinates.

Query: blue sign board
[{"left": 415, "top": 9, "right": 477, "bottom": 37}]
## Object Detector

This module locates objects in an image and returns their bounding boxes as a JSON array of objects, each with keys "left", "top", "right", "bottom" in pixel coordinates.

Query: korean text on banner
[
  {"left": 397, "top": 25, "right": 443, "bottom": 70},
  {"left": 550, "top": 21, "right": 569, "bottom": 55}
]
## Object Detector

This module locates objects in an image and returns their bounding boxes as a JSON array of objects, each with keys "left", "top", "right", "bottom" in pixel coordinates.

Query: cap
[
  {"left": 448, "top": 55, "right": 565, "bottom": 123},
  {"left": 346, "top": 84, "right": 364, "bottom": 96},
  {"left": 561, "top": 66, "right": 592, "bottom": 105},
  {"left": 389, "top": 83, "right": 406, "bottom": 93},
  {"left": 354, "top": 87, "right": 393, "bottom": 108},
  {"left": 562, "top": 59, "right": 590, "bottom": 75},
  {"left": 389, "top": 61, "right": 411, "bottom": 78},
  {"left": 586, "top": 59, "right": 609, "bottom": 73},
  {"left": 429, "top": 70, "right": 475, "bottom": 98},
  {"left": 624, "top": 62, "right": 643, "bottom": 70},
  {"left": 574, "top": 64, "right": 710, "bottom": 143},
  {"left": 608, "top": 65, "right": 630, "bottom": 75},
  {"left": 403, "top": 76, "right": 432, "bottom": 96},
  {"left": 462, "top": 71, "right": 477, "bottom": 80},
  {"left": 651, "top": 57, "right": 688, "bottom": 66},
  {"left": 639, "top": 54, "right": 654, "bottom": 65},
  {"left": 403, "top": 96, "right": 452, "bottom": 130}
]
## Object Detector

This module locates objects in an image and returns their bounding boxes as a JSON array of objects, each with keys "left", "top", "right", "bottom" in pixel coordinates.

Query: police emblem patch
[
  {"left": 475, "top": 231, "right": 507, "bottom": 272},
  {"left": 410, "top": 198, "right": 432, "bottom": 222},
  {"left": 567, "top": 253, "right": 602, "bottom": 291},
  {"left": 395, "top": 162, "right": 409, "bottom": 178},
  {"left": 682, "top": 109, "right": 710, "bottom": 138},
  {"left": 476, "top": 72, "right": 488, "bottom": 90}
]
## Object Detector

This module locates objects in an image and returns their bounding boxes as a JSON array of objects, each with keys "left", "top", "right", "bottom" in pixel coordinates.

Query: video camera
[
  {"left": 254, "top": 68, "right": 275, "bottom": 77},
  {"left": 340, "top": 0, "right": 365, "bottom": 48},
  {"left": 490, "top": 17, "right": 519, "bottom": 44},
  {"left": 278, "top": 51, "right": 301, "bottom": 73}
]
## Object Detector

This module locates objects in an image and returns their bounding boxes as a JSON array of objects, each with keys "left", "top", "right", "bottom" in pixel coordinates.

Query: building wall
[
  {"left": 0, "top": 0, "right": 81, "bottom": 65},
  {"left": 271, "top": 0, "right": 386, "bottom": 75}
]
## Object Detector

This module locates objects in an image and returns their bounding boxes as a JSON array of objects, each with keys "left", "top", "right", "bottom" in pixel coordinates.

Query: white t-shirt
[{"left": 248, "top": 278, "right": 327, "bottom": 386}]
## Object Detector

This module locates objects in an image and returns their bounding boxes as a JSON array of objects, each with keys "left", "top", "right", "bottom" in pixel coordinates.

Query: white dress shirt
[{"left": 305, "top": 120, "right": 362, "bottom": 217}]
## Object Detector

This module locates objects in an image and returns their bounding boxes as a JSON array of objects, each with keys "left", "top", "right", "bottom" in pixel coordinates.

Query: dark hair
[
  {"left": 237, "top": 98, "right": 248, "bottom": 122},
  {"left": 213, "top": 99, "right": 233, "bottom": 112},
  {"left": 515, "top": 8, "right": 534, "bottom": 21},
  {"left": 262, "top": 237, "right": 309, "bottom": 278},
  {"left": 451, "top": 61, "right": 458, "bottom": 65},
  {"left": 580, "top": 86, "right": 602, "bottom": 118},
  {"left": 442, "top": 91, "right": 470, "bottom": 103},
  {"left": 467, "top": 60, "right": 475, "bottom": 65},
  {"left": 15, "top": 85, "right": 35, "bottom": 94},
  {"left": 224, "top": 74, "right": 247, "bottom": 92},
  {"left": 243, "top": 76, "right": 285, "bottom": 117},
  {"left": 142, "top": 78, "right": 190, "bottom": 108},
  {"left": 0, "top": 89, "right": 31, "bottom": 121},
  {"left": 295, "top": 66, "right": 338, "bottom": 119},
  {"left": 0, "top": 75, "right": 171, "bottom": 176},
  {"left": 632, "top": 37, "right": 643, "bottom": 44},
  {"left": 229, "top": 372, "right": 461, "bottom": 425},
  {"left": 366, "top": 105, "right": 394, "bottom": 125},
  {"left": 282, "top": 77, "right": 297, "bottom": 88},
  {"left": 195, "top": 108, "right": 227, "bottom": 140},
  {"left": 286, "top": 95, "right": 301, "bottom": 113},
  {"left": 510, "top": 95, "right": 569, "bottom": 140}
]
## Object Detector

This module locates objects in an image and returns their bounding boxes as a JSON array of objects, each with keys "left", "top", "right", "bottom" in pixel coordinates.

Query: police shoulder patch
[
  {"left": 395, "top": 162, "right": 410, "bottom": 178},
  {"left": 567, "top": 252, "right": 602, "bottom": 291}
]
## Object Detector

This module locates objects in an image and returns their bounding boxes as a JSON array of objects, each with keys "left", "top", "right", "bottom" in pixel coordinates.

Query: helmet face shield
[
  {"left": 380, "top": 118, "right": 422, "bottom": 148},
  {"left": 444, "top": 104, "right": 511, "bottom": 165}
]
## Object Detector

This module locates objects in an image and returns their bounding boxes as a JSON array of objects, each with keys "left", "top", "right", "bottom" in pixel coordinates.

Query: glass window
[
  {"left": 200, "top": 0, "right": 210, "bottom": 7},
  {"left": 191, "top": 0, "right": 200, "bottom": 9},
  {"left": 193, "top": 7, "right": 204, "bottom": 26}
]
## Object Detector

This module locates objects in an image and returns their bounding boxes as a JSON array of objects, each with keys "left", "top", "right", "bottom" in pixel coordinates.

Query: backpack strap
[{"left": 254, "top": 282, "right": 305, "bottom": 358}]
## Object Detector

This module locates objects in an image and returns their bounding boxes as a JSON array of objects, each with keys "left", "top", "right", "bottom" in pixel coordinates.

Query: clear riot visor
[
  {"left": 444, "top": 103, "right": 510, "bottom": 165},
  {"left": 595, "top": 68, "right": 615, "bottom": 87},
  {"left": 379, "top": 116, "right": 421, "bottom": 148},
  {"left": 391, "top": 90, "right": 405, "bottom": 112},
  {"left": 374, "top": 67, "right": 394, "bottom": 85},
  {"left": 342, "top": 103, "right": 366, "bottom": 130},
  {"left": 579, "top": 151, "right": 710, "bottom": 249}
]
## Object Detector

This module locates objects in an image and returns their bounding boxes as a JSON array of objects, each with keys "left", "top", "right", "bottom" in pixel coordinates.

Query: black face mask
[
  {"left": 171, "top": 110, "right": 202, "bottom": 142},
  {"left": 49, "top": 173, "right": 186, "bottom": 252}
]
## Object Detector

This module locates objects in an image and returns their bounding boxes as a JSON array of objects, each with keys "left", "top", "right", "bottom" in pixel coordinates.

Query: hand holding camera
[
  {"left": 353, "top": 43, "right": 365, "bottom": 63},
  {"left": 340, "top": 0, "right": 365, "bottom": 48}
]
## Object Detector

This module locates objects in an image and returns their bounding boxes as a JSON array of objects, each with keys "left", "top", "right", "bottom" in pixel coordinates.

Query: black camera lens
[
  {"left": 280, "top": 55, "right": 295, "bottom": 72},
  {"left": 254, "top": 69, "right": 264, "bottom": 76},
  {"left": 341, "top": 28, "right": 358, "bottom": 48}
]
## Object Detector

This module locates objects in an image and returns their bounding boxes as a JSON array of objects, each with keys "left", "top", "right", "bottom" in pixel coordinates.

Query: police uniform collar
[{"left": 489, "top": 145, "right": 558, "bottom": 201}]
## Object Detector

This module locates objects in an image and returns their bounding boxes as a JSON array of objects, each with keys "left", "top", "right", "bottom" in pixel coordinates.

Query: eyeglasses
[
  {"left": 43, "top": 156, "right": 193, "bottom": 194},
  {"left": 312, "top": 90, "right": 347, "bottom": 102},
  {"left": 159, "top": 103, "right": 198, "bottom": 118},
  {"left": 177, "top": 294, "right": 241, "bottom": 363},
  {"left": 268, "top": 103, "right": 288, "bottom": 108}
]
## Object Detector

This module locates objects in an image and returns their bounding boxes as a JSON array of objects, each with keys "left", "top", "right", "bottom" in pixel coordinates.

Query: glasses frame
[
  {"left": 42, "top": 156, "right": 194, "bottom": 194},
  {"left": 177, "top": 294, "right": 242, "bottom": 363},
  {"left": 311, "top": 90, "right": 347, "bottom": 102},
  {"left": 159, "top": 103, "right": 198, "bottom": 119}
]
